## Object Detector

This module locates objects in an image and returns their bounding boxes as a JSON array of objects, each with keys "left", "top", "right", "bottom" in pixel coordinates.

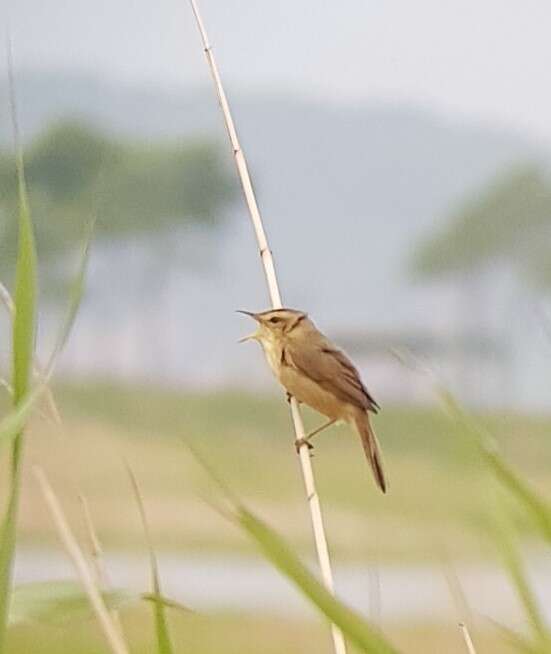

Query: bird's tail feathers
[{"left": 354, "top": 413, "right": 387, "bottom": 493}]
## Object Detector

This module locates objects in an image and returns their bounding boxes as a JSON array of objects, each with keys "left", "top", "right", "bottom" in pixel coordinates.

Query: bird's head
[{"left": 238, "top": 308, "right": 311, "bottom": 344}]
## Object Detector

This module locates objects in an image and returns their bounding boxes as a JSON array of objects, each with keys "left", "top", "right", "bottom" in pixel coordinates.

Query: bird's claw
[
  {"left": 286, "top": 392, "right": 292, "bottom": 404},
  {"left": 294, "top": 438, "right": 314, "bottom": 454}
]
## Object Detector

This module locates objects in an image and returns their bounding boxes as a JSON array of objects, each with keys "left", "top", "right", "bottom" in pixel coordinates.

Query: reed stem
[
  {"left": 187, "top": 4, "right": 346, "bottom": 652},
  {"left": 34, "top": 467, "right": 130, "bottom": 654},
  {"left": 459, "top": 622, "right": 477, "bottom": 654}
]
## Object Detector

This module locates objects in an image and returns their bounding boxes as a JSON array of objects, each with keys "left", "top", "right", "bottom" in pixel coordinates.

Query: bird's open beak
[
  {"left": 238, "top": 333, "right": 258, "bottom": 343},
  {"left": 236, "top": 310, "right": 259, "bottom": 319},
  {"left": 237, "top": 310, "right": 261, "bottom": 343}
]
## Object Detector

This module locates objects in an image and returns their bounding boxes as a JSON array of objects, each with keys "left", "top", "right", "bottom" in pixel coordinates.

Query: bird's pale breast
[{"left": 260, "top": 338, "right": 283, "bottom": 378}]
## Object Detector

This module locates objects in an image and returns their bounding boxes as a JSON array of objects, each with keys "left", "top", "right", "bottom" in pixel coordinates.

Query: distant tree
[
  {"left": 407, "top": 164, "right": 551, "bottom": 405},
  {"left": 0, "top": 119, "right": 235, "bottom": 278},
  {"left": 410, "top": 164, "right": 551, "bottom": 288}
]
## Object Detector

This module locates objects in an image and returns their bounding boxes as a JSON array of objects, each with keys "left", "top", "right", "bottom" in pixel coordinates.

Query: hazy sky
[{"left": 4, "top": 1, "right": 551, "bottom": 144}]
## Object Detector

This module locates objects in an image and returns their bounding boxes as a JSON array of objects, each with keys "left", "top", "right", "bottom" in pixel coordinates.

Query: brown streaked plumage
[{"left": 238, "top": 308, "right": 386, "bottom": 493}]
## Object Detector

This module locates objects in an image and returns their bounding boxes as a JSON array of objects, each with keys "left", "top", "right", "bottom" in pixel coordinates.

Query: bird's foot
[
  {"left": 286, "top": 392, "right": 292, "bottom": 404},
  {"left": 294, "top": 437, "right": 314, "bottom": 454}
]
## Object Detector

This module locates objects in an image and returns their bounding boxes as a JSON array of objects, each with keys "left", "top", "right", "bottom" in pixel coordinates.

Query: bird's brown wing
[{"left": 283, "top": 340, "right": 379, "bottom": 413}]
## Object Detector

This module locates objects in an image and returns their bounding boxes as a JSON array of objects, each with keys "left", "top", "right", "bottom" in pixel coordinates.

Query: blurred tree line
[
  {"left": 411, "top": 164, "right": 551, "bottom": 288},
  {"left": 409, "top": 163, "right": 551, "bottom": 404},
  {"left": 0, "top": 120, "right": 235, "bottom": 288}
]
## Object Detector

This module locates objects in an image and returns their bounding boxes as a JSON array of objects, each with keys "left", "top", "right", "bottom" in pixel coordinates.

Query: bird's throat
[{"left": 259, "top": 337, "right": 283, "bottom": 379}]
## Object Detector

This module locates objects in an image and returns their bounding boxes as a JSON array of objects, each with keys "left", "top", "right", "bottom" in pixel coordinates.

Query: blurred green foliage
[
  {"left": 0, "top": 120, "right": 234, "bottom": 277},
  {"left": 411, "top": 164, "right": 551, "bottom": 287}
]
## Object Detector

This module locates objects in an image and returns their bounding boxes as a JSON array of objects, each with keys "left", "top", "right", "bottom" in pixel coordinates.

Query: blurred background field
[
  {"left": 3, "top": 1, "right": 551, "bottom": 653},
  {"left": 7, "top": 611, "right": 513, "bottom": 654},
  {"left": 8, "top": 381, "right": 551, "bottom": 561},
  {"left": 3, "top": 382, "right": 551, "bottom": 653}
]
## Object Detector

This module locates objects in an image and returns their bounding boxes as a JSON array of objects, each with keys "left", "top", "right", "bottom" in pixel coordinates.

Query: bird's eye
[{"left": 269, "top": 317, "right": 280, "bottom": 324}]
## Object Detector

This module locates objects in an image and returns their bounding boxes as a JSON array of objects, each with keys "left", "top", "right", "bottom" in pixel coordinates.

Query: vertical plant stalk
[
  {"left": 125, "top": 464, "right": 174, "bottom": 654},
  {"left": 459, "top": 622, "right": 477, "bottom": 654},
  {"left": 442, "top": 556, "right": 477, "bottom": 652},
  {"left": 33, "top": 467, "right": 130, "bottom": 654},
  {"left": 0, "top": 40, "right": 38, "bottom": 651},
  {"left": 0, "top": 280, "right": 62, "bottom": 425},
  {"left": 187, "top": 3, "right": 346, "bottom": 653},
  {"left": 79, "top": 493, "right": 126, "bottom": 638},
  {"left": 80, "top": 494, "right": 110, "bottom": 588}
]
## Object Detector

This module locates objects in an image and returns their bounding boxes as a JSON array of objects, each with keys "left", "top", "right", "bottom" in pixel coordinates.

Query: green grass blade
[
  {"left": 0, "top": 489, "right": 20, "bottom": 650},
  {"left": 0, "top": 211, "right": 94, "bottom": 449},
  {"left": 9, "top": 581, "right": 134, "bottom": 626},
  {"left": 441, "top": 391, "right": 551, "bottom": 543},
  {"left": 45, "top": 217, "right": 95, "bottom": 376},
  {"left": 236, "top": 506, "right": 399, "bottom": 654},
  {"left": 0, "top": 387, "right": 44, "bottom": 447},
  {"left": 141, "top": 594, "right": 191, "bottom": 613},
  {"left": 485, "top": 451, "right": 551, "bottom": 543},
  {"left": 0, "top": 214, "right": 94, "bottom": 451},
  {"left": 11, "top": 184, "right": 36, "bottom": 407},
  {"left": 188, "top": 444, "right": 398, "bottom": 653},
  {"left": 441, "top": 388, "right": 551, "bottom": 651},
  {"left": 492, "top": 621, "right": 546, "bottom": 654},
  {"left": 9, "top": 581, "right": 188, "bottom": 627},
  {"left": 0, "top": 69, "right": 91, "bottom": 643},
  {"left": 0, "top": 47, "right": 38, "bottom": 650},
  {"left": 494, "top": 512, "right": 551, "bottom": 650},
  {"left": 126, "top": 465, "right": 175, "bottom": 654}
]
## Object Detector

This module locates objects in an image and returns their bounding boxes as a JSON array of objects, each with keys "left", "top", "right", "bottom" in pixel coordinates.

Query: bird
[{"left": 238, "top": 308, "right": 386, "bottom": 493}]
